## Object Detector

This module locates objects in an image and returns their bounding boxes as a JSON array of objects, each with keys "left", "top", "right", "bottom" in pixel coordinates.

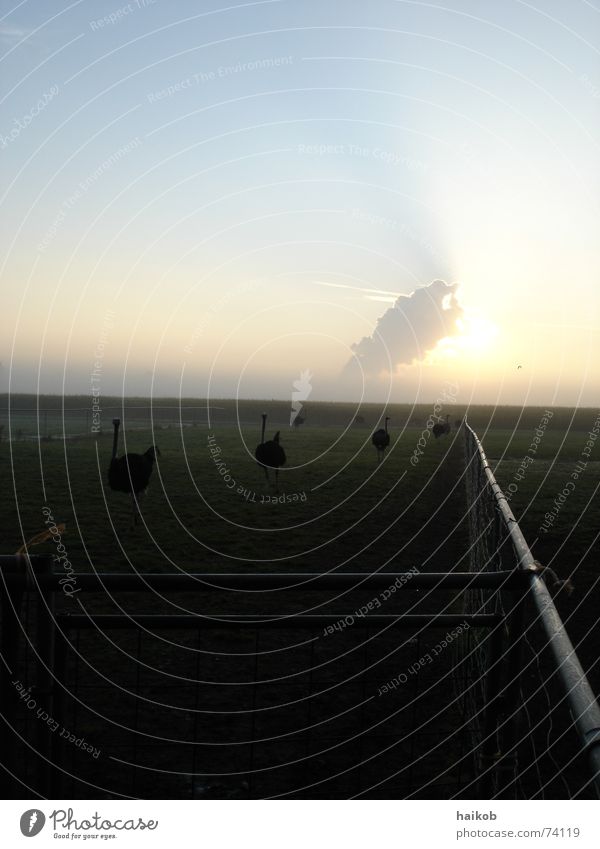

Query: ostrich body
[
  {"left": 108, "top": 418, "right": 160, "bottom": 525},
  {"left": 432, "top": 414, "right": 451, "bottom": 439},
  {"left": 255, "top": 413, "right": 286, "bottom": 490},
  {"left": 371, "top": 416, "right": 390, "bottom": 463}
]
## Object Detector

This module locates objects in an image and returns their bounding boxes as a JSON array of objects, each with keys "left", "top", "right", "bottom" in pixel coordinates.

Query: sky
[{"left": 1, "top": 0, "right": 599, "bottom": 407}]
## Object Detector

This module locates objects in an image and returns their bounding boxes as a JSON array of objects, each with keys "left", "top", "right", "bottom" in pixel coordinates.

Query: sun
[
  {"left": 436, "top": 309, "right": 499, "bottom": 358},
  {"left": 457, "top": 311, "right": 499, "bottom": 351}
]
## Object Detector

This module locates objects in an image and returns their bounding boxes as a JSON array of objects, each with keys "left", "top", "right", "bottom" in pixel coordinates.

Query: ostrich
[
  {"left": 432, "top": 414, "right": 451, "bottom": 439},
  {"left": 371, "top": 416, "right": 390, "bottom": 463},
  {"left": 293, "top": 415, "right": 305, "bottom": 428},
  {"left": 107, "top": 418, "right": 160, "bottom": 525},
  {"left": 255, "top": 413, "right": 286, "bottom": 490}
]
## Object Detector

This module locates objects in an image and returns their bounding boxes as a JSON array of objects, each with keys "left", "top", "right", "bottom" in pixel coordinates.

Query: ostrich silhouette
[
  {"left": 371, "top": 416, "right": 390, "bottom": 463},
  {"left": 107, "top": 418, "right": 160, "bottom": 526},
  {"left": 432, "top": 415, "right": 451, "bottom": 438},
  {"left": 255, "top": 413, "right": 286, "bottom": 491}
]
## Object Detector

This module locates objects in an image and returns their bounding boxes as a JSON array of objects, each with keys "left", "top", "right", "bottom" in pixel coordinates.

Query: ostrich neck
[
  {"left": 111, "top": 424, "right": 119, "bottom": 459},
  {"left": 261, "top": 418, "right": 266, "bottom": 443}
]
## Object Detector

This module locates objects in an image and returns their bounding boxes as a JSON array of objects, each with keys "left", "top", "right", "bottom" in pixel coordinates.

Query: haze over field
[{"left": 1, "top": 0, "right": 599, "bottom": 407}]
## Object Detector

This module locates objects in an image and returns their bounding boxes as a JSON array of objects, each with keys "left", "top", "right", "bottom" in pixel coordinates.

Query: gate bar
[
  {"left": 56, "top": 613, "right": 500, "bottom": 629},
  {"left": 1, "top": 568, "right": 531, "bottom": 593}
]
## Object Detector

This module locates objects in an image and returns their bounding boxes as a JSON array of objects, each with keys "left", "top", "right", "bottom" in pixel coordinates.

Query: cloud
[
  {"left": 313, "top": 281, "right": 404, "bottom": 299},
  {"left": 345, "top": 279, "right": 464, "bottom": 375},
  {"left": 0, "top": 25, "right": 30, "bottom": 45}
]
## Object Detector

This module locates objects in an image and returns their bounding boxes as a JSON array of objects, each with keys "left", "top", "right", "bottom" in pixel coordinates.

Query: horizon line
[{"left": 0, "top": 392, "right": 593, "bottom": 411}]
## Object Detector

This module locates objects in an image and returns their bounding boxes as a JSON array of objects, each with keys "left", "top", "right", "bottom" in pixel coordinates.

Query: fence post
[
  {"left": 31, "top": 555, "right": 57, "bottom": 797},
  {"left": 0, "top": 556, "right": 26, "bottom": 798},
  {"left": 478, "top": 619, "right": 505, "bottom": 797},
  {"left": 494, "top": 591, "right": 526, "bottom": 798},
  {"left": 50, "top": 628, "right": 69, "bottom": 797}
]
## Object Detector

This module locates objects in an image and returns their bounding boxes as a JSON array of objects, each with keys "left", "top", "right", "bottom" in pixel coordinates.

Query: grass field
[
  {"left": 2, "top": 398, "right": 597, "bottom": 582},
  {"left": 2, "top": 424, "right": 469, "bottom": 573},
  {"left": 1, "top": 396, "right": 599, "bottom": 798}
]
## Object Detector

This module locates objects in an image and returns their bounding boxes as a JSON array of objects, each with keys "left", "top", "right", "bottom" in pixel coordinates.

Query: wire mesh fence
[
  {"left": 3, "top": 572, "right": 487, "bottom": 800},
  {"left": 459, "top": 422, "right": 600, "bottom": 799},
  {"left": 51, "top": 619, "right": 478, "bottom": 799}
]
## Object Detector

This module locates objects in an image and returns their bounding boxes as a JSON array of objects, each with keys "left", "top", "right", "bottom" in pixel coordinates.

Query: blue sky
[{"left": 1, "top": 0, "right": 599, "bottom": 405}]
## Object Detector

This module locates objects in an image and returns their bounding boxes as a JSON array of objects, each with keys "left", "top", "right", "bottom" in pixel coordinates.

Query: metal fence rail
[
  {"left": 462, "top": 420, "right": 600, "bottom": 798},
  {"left": 0, "top": 562, "right": 531, "bottom": 592}
]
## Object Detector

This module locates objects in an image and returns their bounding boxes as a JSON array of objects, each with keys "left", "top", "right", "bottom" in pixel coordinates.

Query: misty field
[
  {"left": 3, "top": 428, "right": 454, "bottom": 569},
  {"left": 1, "top": 399, "right": 599, "bottom": 798},
  {"left": 1, "top": 399, "right": 597, "bottom": 579}
]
